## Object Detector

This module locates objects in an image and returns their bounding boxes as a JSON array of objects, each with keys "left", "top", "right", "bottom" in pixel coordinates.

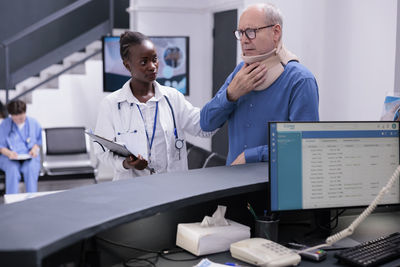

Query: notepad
[{"left": 12, "top": 154, "right": 32, "bottom": 160}]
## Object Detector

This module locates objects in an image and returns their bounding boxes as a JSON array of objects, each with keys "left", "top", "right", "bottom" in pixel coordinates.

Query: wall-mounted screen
[{"left": 102, "top": 36, "right": 189, "bottom": 95}]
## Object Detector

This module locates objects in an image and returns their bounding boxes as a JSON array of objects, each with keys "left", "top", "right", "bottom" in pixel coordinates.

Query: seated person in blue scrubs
[
  {"left": 200, "top": 3, "right": 319, "bottom": 165},
  {"left": 0, "top": 100, "right": 42, "bottom": 194}
]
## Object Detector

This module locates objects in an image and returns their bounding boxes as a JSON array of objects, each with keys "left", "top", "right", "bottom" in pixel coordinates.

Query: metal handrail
[
  {"left": 1, "top": 0, "right": 114, "bottom": 103},
  {"left": 8, "top": 49, "right": 101, "bottom": 103},
  {"left": 0, "top": 0, "right": 92, "bottom": 48},
  {"left": 0, "top": 0, "right": 94, "bottom": 103}
]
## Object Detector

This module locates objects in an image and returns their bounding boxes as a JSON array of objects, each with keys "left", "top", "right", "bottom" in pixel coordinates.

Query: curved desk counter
[{"left": 0, "top": 163, "right": 268, "bottom": 267}]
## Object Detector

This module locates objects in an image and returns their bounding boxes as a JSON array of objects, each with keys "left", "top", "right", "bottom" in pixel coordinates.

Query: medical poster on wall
[{"left": 102, "top": 36, "right": 189, "bottom": 95}]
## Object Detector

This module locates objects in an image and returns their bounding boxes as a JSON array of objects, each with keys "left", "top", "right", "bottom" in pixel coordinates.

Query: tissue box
[{"left": 176, "top": 219, "right": 250, "bottom": 256}]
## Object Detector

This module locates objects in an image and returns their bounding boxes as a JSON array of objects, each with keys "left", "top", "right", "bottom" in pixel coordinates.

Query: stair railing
[
  {"left": 7, "top": 49, "right": 101, "bottom": 103},
  {"left": 0, "top": 0, "right": 114, "bottom": 103}
]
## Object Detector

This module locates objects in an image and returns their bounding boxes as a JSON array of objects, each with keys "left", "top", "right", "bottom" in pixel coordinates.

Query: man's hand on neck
[{"left": 226, "top": 62, "right": 267, "bottom": 102}]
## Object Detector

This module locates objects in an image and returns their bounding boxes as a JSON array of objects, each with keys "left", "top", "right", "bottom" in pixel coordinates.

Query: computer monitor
[
  {"left": 102, "top": 35, "right": 189, "bottom": 95},
  {"left": 268, "top": 121, "right": 400, "bottom": 212},
  {"left": 102, "top": 36, "right": 130, "bottom": 93}
]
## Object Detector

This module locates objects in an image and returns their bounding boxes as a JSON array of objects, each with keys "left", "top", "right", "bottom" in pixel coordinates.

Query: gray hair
[{"left": 260, "top": 3, "right": 283, "bottom": 28}]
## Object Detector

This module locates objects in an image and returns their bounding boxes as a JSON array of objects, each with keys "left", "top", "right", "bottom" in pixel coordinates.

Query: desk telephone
[{"left": 230, "top": 238, "right": 301, "bottom": 267}]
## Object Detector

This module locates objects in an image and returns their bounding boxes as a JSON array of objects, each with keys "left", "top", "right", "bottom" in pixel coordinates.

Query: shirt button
[
  {"left": 246, "top": 124, "right": 250, "bottom": 127},
  {"left": 244, "top": 145, "right": 248, "bottom": 148},
  {"left": 250, "top": 104, "right": 253, "bottom": 108}
]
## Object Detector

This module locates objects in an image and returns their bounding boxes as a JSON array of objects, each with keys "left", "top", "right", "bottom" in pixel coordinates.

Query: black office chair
[
  {"left": 186, "top": 145, "right": 211, "bottom": 170},
  {"left": 202, "top": 152, "right": 226, "bottom": 168},
  {"left": 186, "top": 141, "right": 194, "bottom": 151},
  {"left": 41, "top": 127, "right": 98, "bottom": 182},
  {"left": 0, "top": 170, "right": 5, "bottom": 196}
]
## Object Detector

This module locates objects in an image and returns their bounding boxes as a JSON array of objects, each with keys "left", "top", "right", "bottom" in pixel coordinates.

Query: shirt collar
[{"left": 116, "top": 79, "right": 164, "bottom": 105}]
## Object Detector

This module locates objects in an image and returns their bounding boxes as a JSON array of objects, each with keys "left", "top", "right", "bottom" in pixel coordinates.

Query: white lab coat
[{"left": 95, "top": 80, "right": 212, "bottom": 180}]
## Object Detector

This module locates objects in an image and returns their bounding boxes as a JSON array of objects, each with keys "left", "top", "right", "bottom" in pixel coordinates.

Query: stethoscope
[
  {"left": 7, "top": 120, "right": 31, "bottom": 150},
  {"left": 163, "top": 95, "right": 185, "bottom": 154},
  {"left": 117, "top": 95, "right": 184, "bottom": 160}
]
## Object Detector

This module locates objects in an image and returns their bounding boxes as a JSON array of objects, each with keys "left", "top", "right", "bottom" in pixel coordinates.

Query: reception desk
[{"left": 0, "top": 163, "right": 268, "bottom": 267}]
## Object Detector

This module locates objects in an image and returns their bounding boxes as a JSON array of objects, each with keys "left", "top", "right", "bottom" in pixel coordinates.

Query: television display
[{"left": 102, "top": 36, "right": 189, "bottom": 95}]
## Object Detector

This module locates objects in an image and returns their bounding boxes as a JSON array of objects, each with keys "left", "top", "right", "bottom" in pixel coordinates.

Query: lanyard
[{"left": 136, "top": 102, "right": 159, "bottom": 157}]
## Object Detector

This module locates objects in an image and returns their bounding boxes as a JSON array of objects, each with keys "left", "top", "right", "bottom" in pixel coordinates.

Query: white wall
[{"left": 28, "top": 60, "right": 104, "bottom": 130}]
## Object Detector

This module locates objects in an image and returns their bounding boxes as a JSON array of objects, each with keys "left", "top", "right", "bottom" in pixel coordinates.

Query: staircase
[
  {"left": 6, "top": 40, "right": 103, "bottom": 105},
  {"left": 0, "top": 0, "right": 113, "bottom": 103}
]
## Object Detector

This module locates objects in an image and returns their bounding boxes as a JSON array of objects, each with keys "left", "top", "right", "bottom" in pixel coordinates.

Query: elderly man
[{"left": 200, "top": 3, "right": 319, "bottom": 165}]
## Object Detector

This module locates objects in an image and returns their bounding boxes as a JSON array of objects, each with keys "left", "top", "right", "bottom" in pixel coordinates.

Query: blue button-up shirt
[{"left": 200, "top": 61, "right": 319, "bottom": 165}]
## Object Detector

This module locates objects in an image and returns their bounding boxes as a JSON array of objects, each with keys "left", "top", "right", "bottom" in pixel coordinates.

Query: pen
[
  {"left": 224, "top": 262, "right": 250, "bottom": 267},
  {"left": 247, "top": 202, "right": 258, "bottom": 220}
]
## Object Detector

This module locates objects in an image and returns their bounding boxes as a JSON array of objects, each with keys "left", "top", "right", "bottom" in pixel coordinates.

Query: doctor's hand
[
  {"left": 231, "top": 152, "right": 246, "bottom": 166},
  {"left": 123, "top": 154, "right": 148, "bottom": 170},
  {"left": 29, "top": 144, "right": 40, "bottom": 158},
  {"left": 226, "top": 62, "right": 267, "bottom": 102}
]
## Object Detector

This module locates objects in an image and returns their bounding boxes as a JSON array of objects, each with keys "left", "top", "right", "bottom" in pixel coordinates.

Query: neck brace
[{"left": 241, "top": 41, "right": 299, "bottom": 91}]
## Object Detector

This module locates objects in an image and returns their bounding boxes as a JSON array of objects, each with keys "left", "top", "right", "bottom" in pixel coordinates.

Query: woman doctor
[
  {"left": 0, "top": 100, "right": 42, "bottom": 194},
  {"left": 95, "top": 31, "right": 213, "bottom": 180}
]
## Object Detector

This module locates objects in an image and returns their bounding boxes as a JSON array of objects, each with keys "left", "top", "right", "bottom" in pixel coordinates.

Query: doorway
[{"left": 212, "top": 9, "right": 237, "bottom": 157}]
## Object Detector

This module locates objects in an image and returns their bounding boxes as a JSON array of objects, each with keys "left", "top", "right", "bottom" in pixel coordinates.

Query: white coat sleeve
[
  {"left": 174, "top": 92, "right": 216, "bottom": 137},
  {"left": 94, "top": 98, "right": 128, "bottom": 173}
]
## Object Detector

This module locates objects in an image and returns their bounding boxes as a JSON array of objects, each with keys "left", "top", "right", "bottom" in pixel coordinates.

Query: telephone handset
[{"left": 230, "top": 238, "right": 301, "bottom": 267}]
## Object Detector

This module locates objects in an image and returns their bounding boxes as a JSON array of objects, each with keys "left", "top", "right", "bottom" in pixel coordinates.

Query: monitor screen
[
  {"left": 268, "top": 121, "right": 400, "bottom": 212},
  {"left": 102, "top": 36, "right": 189, "bottom": 95}
]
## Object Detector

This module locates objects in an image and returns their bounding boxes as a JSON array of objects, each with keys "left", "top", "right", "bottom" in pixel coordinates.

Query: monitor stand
[{"left": 301, "top": 210, "right": 332, "bottom": 245}]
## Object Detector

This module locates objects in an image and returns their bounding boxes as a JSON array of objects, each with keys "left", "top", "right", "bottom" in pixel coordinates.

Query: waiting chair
[
  {"left": 41, "top": 127, "right": 98, "bottom": 182},
  {"left": 186, "top": 143, "right": 227, "bottom": 169},
  {"left": 186, "top": 144, "right": 211, "bottom": 170},
  {"left": 202, "top": 152, "right": 226, "bottom": 168},
  {"left": 0, "top": 170, "right": 5, "bottom": 196}
]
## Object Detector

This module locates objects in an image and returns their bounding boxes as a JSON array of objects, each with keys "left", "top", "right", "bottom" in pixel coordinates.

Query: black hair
[
  {"left": 0, "top": 101, "right": 6, "bottom": 118},
  {"left": 7, "top": 100, "right": 26, "bottom": 115},
  {"left": 119, "top": 31, "right": 151, "bottom": 61}
]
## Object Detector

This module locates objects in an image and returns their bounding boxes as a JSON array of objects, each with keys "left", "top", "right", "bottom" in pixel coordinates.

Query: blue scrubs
[
  {"left": 0, "top": 117, "right": 42, "bottom": 194},
  {"left": 200, "top": 61, "right": 320, "bottom": 165}
]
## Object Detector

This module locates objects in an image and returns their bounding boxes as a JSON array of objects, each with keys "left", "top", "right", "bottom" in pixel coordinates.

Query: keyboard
[{"left": 334, "top": 232, "right": 400, "bottom": 267}]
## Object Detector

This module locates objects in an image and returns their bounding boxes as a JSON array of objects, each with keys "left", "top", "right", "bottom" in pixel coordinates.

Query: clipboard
[
  {"left": 85, "top": 131, "right": 136, "bottom": 159},
  {"left": 85, "top": 131, "right": 155, "bottom": 174}
]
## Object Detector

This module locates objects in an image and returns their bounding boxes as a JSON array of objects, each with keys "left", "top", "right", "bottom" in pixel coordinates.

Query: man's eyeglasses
[{"left": 234, "top": 24, "right": 275, "bottom": 40}]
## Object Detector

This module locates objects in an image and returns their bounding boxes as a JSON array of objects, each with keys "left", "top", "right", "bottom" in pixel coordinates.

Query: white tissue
[
  {"left": 176, "top": 205, "right": 251, "bottom": 256},
  {"left": 200, "top": 205, "right": 229, "bottom": 227}
]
